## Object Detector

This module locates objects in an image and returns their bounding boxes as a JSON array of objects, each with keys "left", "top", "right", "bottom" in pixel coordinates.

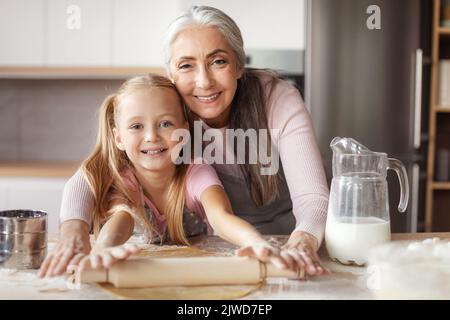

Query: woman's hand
[
  {"left": 281, "top": 231, "right": 330, "bottom": 276},
  {"left": 78, "top": 244, "right": 141, "bottom": 271},
  {"left": 235, "top": 241, "right": 301, "bottom": 272},
  {"left": 39, "top": 220, "right": 91, "bottom": 278}
]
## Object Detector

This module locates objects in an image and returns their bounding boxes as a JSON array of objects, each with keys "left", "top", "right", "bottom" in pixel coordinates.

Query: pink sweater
[{"left": 60, "top": 76, "right": 329, "bottom": 243}]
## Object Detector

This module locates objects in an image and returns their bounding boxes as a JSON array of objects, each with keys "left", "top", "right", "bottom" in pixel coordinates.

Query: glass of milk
[{"left": 325, "top": 137, "right": 409, "bottom": 266}]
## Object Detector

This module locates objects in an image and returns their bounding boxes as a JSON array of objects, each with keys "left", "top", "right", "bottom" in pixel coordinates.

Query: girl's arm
[
  {"left": 78, "top": 209, "right": 140, "bottom": 271},
  {"left": 200, "top": 185, "right": 293, "bottom": 270},
  {"left": 201, "top": 186, "right": 263, "bottom": 246},
  {"left": 91, "top": 211, "right": 135, "bottom": 251}
]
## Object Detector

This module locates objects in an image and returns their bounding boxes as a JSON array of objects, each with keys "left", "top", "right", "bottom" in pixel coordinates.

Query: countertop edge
[{"left": 0, "top": 162, "right": 80, "bottom": 178}]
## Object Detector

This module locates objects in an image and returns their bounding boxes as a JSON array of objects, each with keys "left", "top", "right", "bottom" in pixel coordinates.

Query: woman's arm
[
  {"left": 39, "top": 169, "right": 97, "bottom": 277},
  {"left": 39, "top": 219, "right": 91, "bottom": 277},
  {"left": 267, "top": 80, "right": 330, "bottom": 275},
  {"left": 60, "top": 168, "right": 96, "bottom": 227},
  {"left": 268, "top": 82, "right": 329, "bottom": 246}
]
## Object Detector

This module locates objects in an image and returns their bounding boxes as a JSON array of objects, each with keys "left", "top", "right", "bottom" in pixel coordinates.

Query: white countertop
[{"left": 0, "top": 233, "right": 448, "bottom": 300}]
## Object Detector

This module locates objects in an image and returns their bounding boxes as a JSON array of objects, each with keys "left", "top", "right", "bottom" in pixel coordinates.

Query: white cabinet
[
  {"left": 112, "top": 0, "right": 178, "bottom": 66},
  {"left": 0, "top": 0, "right": 45, "bottom": 65},
  {"left": 46, "top": 0, "right": 112, "bottom": 66},
  {"left": 0, "top": 177, "right": 68, "bottom": 235},
  {"left": 0, "top": 0, "right": 305, "bottom": 67},
  {"left": 177, "top": 0, "right": 306, "bottom": 50},
  {"left": 0, "top": 0, "right": 111, "bottom": 66}
]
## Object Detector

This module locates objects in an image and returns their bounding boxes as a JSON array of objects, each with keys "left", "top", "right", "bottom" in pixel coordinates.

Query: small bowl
[{"left": 0, "top": 210, "right": 47, "bottom": 269}]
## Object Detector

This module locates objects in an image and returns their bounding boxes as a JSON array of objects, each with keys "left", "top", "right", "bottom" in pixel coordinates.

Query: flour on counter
[
  {"left": 0, "top": 267, "right": 73, "bottom": 293},
  {"left": 368, "top": 238, "right": 450, "bottom": 299},
  {"left": 0, "top": 268, "right": 19, "bottom": 276}
]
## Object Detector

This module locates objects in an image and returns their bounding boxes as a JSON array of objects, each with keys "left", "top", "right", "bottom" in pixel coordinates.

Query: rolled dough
[{"left": 98, "top": 245, "right": 261, "bottom": 300}]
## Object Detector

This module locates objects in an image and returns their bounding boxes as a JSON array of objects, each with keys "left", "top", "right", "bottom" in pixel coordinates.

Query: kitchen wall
[
  {"left": 0, "top": 0, "right": 306, "bottom": 163},
  {"left": 0, "top": 79, "right": 122, "bottom": 162},
  {"left": 0, "top": 0, "right": 306, "bottom": 233}
]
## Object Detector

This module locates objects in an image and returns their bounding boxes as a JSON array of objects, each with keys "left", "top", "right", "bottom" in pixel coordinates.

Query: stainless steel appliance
[
  {"left": 245, "top": 49, "right": 305, "bottom": 95},
  {"left": 306, "top": 0, "right": 428, "bottom": 232}
]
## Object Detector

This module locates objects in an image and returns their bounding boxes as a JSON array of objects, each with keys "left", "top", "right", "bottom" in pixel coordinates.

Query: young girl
[{"left": 39, "top": 74, "right": 299, "bottom": 276}]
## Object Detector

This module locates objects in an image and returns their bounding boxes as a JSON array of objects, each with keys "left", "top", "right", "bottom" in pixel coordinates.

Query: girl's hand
[
  {"left": 78, "top": 244, "right": 141, "bottom": 271},
  {"left": 235, "top": 241, "right": 299, "bottom": 272},
  {"left": 282, "top": 231, "right": 330, "bottom": 276},
  {"left": 39, "top": 221, "right": 91, "bottom": 278}
]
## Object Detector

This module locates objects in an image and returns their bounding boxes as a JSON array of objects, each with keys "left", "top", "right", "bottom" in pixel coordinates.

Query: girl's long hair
[
  {"left": 82, "top": 74, "right": 190, "bottom": 245},
  {"left": 164, "top": 6, "right": 280, "bottom": 206}
]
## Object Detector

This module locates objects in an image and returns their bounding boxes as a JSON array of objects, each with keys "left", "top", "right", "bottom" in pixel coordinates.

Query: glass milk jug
[{"left": 325, "top": 137, "right": 409, "bottom": 266}]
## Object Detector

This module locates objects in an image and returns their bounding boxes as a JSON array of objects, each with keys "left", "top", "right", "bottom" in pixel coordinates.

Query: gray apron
[
  {"left": 216, "top": 164, "right": 295, "bottom": 235},
  {"left": 135, "top": 205, "right": 208, "bottom": 244}
]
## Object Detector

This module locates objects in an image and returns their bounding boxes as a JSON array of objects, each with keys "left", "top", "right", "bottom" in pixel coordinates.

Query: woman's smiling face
[{"left": 168, "top": 26, "right": 244, "bottom": 128}]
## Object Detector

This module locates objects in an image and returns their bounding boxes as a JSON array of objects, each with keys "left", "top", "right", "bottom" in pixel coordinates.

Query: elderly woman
[{"left": 39, "top": 6, "right": 329, "bottom": 278}]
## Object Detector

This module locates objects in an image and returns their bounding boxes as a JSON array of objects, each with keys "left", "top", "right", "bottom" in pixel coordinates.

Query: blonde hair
[
  {"left": 82, "top": 74, "right": 190, "bottom": 245},
  {"left": 164, "top": 6, "right": 281, "bottom": 206}
]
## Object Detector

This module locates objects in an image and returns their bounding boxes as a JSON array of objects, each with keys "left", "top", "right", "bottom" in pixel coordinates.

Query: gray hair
[{"left": 163, "top": 6, "right": 246, "bottom": 74}]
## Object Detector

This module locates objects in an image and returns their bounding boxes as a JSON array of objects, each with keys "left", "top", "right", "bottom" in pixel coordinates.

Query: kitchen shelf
[
  {"left": 0, "top": 162, "right": 80, "bottom": 177},
  {"left": 0, "top": 66, "right": 166, "bottom": 79},
  {"left": 435, "top": 106, "right": 450, "bottom": 112},
  {"left": 438, "top": 27, "right": 450, "bottom": 34},
  {"left": 426, "top": 0, "right": 450, "bottom": 232},
  {"left": 432, "top": 182, "right": 450, "bottom": 190}
]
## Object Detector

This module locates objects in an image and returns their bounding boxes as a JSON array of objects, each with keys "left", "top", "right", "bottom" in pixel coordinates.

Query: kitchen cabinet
[
  {"left": 0, "top": 0, "right": 111, "bottom": 67},
  {"left": 426, "top": 0, "right": 450, "bottom": 231},
  {"left": 0, "top": 0, "right": 305, "bottom": 70},
  {"left": 0, "top": 177, "right": 68, "bottom": 235},
  {"left": 46, "top": 0, "right": 112, "bottom": 66},
  {"left": 112, "top": 0, "right": 178, "bottom": 67},
  {"left": 0, "top": 0, "right": 174, "bottom": 68},
  {"left": 177, "top": 0, "right": 306, "bottom": 50},
  {"left": 0, "top": 0, "right": 45, "bottom": 65}
]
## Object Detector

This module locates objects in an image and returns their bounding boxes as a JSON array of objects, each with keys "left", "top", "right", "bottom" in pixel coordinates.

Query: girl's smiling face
[
  {"left": 168, "top": 26, "right": 244, "bottom": 128},
  {"left": 113, "top": 88, "right": 187, "bottom": 172}
]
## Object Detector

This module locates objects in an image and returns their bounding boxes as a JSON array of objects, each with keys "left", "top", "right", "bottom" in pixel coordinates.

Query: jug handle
[{"left": 388, "top": 158, "right": 409, "bottom": 212}]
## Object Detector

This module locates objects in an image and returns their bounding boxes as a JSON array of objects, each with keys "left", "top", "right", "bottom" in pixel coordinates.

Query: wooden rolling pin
[{"left": 76, "top": 256, "right": 304, "bottom": 288}]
